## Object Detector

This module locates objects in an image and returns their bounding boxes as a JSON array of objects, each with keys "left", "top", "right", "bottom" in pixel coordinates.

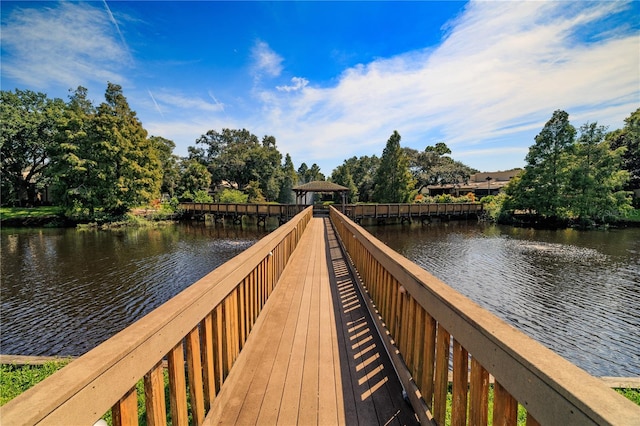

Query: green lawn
[{"left": 0, "top": 206, "right": 62, "bottom": 220}]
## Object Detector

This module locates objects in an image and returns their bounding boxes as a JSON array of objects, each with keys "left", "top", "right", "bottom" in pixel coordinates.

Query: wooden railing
[
  {"left": 178, "top": 202, "right": 306, "bottom": 218},
  {"left": 329, "top": 207, "right": 639, "bottom": 426},
  {"left": 1, "top": 207, "right": 313, "bottom": 426},
  {"left": 344, "top": 203, "right": 482, "bottom": 221}
]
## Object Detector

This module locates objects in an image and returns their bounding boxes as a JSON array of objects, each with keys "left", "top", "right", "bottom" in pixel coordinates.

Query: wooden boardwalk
[{"left": 204, "top": 217, "right": 418, "bottom": 425}]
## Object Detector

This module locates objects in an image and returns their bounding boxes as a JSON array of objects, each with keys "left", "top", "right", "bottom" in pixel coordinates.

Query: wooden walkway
[{"left": 204, "top": 217, "right": 418, "bottom": 425}]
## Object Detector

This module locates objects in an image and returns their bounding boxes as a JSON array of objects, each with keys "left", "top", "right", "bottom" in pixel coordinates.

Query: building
[{"left": 425, "top": 168, "right": 521, "bottom": 197}]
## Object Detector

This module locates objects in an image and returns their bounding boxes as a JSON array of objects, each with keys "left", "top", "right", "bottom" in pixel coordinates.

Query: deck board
[{"left": 204, "top": 217, "right": 418, "bottom": 426}]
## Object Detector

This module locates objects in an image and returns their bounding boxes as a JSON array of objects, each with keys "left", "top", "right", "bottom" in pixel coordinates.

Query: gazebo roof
[{"left": 292, "top": 181, "right": 349, "bottom": 192}]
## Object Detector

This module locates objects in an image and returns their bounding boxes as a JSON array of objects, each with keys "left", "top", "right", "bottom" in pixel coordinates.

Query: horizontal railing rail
[
  {"left": 344, "top": 202, "right": 482, "bottom": 220},
  {"left": 178, "top": 202, "right": 306, "bottom": 218},
  {"left": 329, "top": 207, "right": 639, "bottom": 426},
  {"left": 1, "top": 207, "right": 313, "bottom": 426}
]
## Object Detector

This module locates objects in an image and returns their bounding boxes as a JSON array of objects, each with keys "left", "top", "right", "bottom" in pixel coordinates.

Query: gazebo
[{"left": 292, "top": 181, "right": 349, "bottom": 209}]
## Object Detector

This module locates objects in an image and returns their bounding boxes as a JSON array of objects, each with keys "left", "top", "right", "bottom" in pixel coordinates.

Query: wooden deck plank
[
  {"left": 297, "top": 225, "right": 322, "bottom": 424},
  {"left": 318, "top": 234, "right": 341, "bottom": 426},
  {"left": 247, "top": 241, "right": 312, "bottom": 425},
  {"left": 252, "top": 250, "right": 311, "bottom": 424},
  {"left": 204, "top": 217, "right": 418, "bottom": 426},
  {"left": 276, "top": 221, "right": 319, "bottom": 425},
  {"left": 204, "top": 219, "right": 317, "bottom": 425}
]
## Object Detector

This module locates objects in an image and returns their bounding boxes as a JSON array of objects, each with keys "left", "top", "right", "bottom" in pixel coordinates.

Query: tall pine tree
[
  {"left": 516, "top": 110, "right": 575, "bottom": 218},
  {"left": 373, "top": 131, "right": 415, "bottom": 203},
  {"left": 93, "top": 83, "right": 162, "bottom": 215}
]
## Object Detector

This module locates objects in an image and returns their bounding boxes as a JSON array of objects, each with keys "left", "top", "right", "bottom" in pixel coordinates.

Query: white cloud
[
  {"left": 152, "top": 91, "right": 225, "bottom": 113},
  {"left": 1, "top": 2, "right": 129, "bottom": 89},
  {"left": 249, "top": 1, "right": 639, "bottom": 173},
  {"left": 276, "top": 77, "right": 309, "bottom": 92},
  {"left": 251, "top": 40, "right": 283, "bottom": 78}
]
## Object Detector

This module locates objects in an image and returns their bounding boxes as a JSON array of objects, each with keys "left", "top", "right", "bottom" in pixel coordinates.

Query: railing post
[
  {"left": 201, "top": 313, "right": 216, "bottom": 410},
  {"left": 452, "top": 339, "right": 469, "bottom": 426},
  {"left": 469, "top": 357, "right": 490, "bottom": 425},
  {"left": 493, "top": 380, "right": 518, "bottom": 426},
  {"left": 112, "top": 386, "right": 138, "bottom": 426},
  {"left": 168, "top": 342, "right": 189, "bottom": 426},
  {"left": 433, "top": 324, "right": 451, "bottom": 425},
  {"left": 421, "top": 311, "right": 436, "bottom": 406},
  {"left": 144, "top": 361, "right": 167, "bottom": 426},
  {"left": 186, "top": 326, "right": 205, "bottom": 425}
]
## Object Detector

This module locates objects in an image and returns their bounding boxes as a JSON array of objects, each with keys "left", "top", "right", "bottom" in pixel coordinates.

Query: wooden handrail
[
  {"left": 344, "top": 202, "right": 482, "bottom": 219},
  {"left": 1, "top": 207, "right": 313, "bottom": 426},
  {"left": 178, "top": 202, "right": 306, "bottom": 217},
  {"left": 329, "top": 207, "right": 639, "bottom": 426}
]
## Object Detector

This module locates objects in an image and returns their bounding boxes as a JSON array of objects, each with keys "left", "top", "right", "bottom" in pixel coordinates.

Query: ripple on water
[{"left": 0, "top": 226, "right": 264, "bottom": 357}]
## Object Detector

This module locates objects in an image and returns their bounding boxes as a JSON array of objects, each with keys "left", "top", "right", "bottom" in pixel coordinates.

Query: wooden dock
[
  {"left": 3, "top": 206, "right": 638, "bottom": 426},
  {"left": 204, "top": 217, "right": 417, "bottom": 425}
]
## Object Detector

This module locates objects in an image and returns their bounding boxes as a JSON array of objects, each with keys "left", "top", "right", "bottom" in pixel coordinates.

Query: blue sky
[{"left": 2, "top": 1, "right": 639, "bottom": 176}]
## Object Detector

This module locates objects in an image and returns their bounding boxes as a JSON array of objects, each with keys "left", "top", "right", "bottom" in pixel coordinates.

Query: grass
[
  {"left": 0, "top": 206, "right": 62, "bottom": 220},
  {"left": 0, "top": 360, "right": 71, "bottom": 405},
  {"left": 616, "top": 388, "right": 640, "bottom": 405},
  {"left": 443, "top": 384, "right": 528, "bottom": 425},
  {"left": 1, "top": 361, "right": 188, "bottom": 425},
  {"left": 0, "top": 204, "right": 177, "bottom": 229}
]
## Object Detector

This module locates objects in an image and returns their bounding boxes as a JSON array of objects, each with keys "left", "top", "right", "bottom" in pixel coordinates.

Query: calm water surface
[
  {"left": 366, "top": 221, "right": 640, "bottom": 377},
  {"left": 1, "top": 222, "right": 269, "bottom": 357}
]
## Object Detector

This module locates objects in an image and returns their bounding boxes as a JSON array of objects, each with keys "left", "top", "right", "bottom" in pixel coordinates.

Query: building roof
[{"left": 292, "top": 181, "right": 349, "bottom": 192}]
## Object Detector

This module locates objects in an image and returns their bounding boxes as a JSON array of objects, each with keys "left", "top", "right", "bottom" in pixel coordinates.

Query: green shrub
[{"left": 218, "top": 189, "right": 248, "bottom": 203}]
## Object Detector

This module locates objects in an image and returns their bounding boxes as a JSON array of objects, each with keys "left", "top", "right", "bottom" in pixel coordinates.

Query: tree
[
  {"left": 607, "top": 108, "right": 640, "bottom": 206},
  {"left": 91, "top": 83, "right": 163, "bottom": 215},
  {"left": 149, "top": 136, "right": 180, "bottom": 198},
  {"left": 330, "top": 163, "right": 358, "bottom": 203},
  {"left": 218, "top": 188, "right": 248, "bottom": 203},
  {"left": 567, "top": 122, "right": 630, "bottom": 221},
  {"left": 278, "top": 153, "right": 297, "bottom": 204},
  {"left": 194, "top": 129, "right": 283, "bottom": 200},
  {"left": 341, "top": 155, "right": 380, "bottom": 202},
  {"left": 1, "top": 89, "right": 65, "bottom": 206},
  {"left": 513, "top": 110, "right": 576, "bottom": 218},
  {"left": 407, "top": 142, "right": 476, "bottom": 192},
  {"left": 252, "top": 135, "right": 283, "bottom": 201},
  {"left": 245, "top": 180, "right": 266, "bottom": 203},
  {"left": 177, "top": 159, "right": 212, "bottom": 200},
  {"left": 297, "top": 162, "right": 325, "bottom": 183},
  {"left": 47, "top": 86, "right": 98, "bottom": 214},
  {"left": 373, "top": 131, "right": 416, "bottom": 203}
]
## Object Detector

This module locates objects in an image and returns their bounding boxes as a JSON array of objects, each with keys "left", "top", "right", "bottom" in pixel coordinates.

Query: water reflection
[
  {"left": 1, "top": 222, "right": 268, "bottom": 356},
  {"left": 367, "top": 222, "right": 640, "bottom": 377}
]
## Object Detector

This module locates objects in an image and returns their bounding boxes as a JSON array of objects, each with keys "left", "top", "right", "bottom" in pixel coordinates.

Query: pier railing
[
  {"left": 345, "top": 202, "right": 482, "bottom": 221},
  {"left": 1, "top": 207, "right": 313, "bottom": 426},
  {"left": 329, "top": 207, "right": 639, "bottom": 426},
  {"left": 178, "top": 202, "right": 306, "bottom": 220}
]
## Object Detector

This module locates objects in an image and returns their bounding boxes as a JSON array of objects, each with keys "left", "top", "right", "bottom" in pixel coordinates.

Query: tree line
[
  {"left": 496, "top": 108, "right": 639, "bottom": 225},
  {"left": 0, "top": 85, "right": 326, "bottom": 219},
  {"left": 331, "top": 109, "right": 639, "bottom": 225},
  {"left": 0, "top": 84, "right": 475, "bottom": 220},
  {"left": 2, "top": 83, "right": 637, "bottom": 225}
]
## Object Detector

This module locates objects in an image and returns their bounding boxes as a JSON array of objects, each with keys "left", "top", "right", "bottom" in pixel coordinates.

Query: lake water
[
  {"left": 365, "top": 221, "right": 640, "bottom": 378},
  {"left": 1, "top": 220, "right": 638, "bottom": 377},
  {"left": 1, "top": 222, "right": 269, "bottom": 356}
]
